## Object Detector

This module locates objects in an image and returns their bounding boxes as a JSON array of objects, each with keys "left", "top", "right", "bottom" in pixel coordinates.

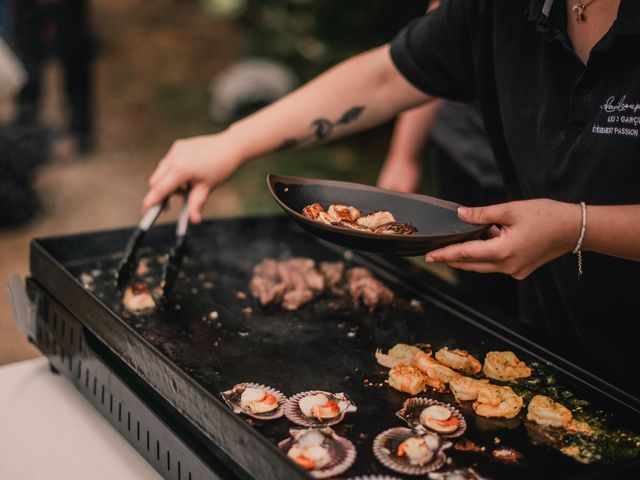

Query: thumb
[{"left": 457, "top": 203, "right": 512, "bottom": 225}]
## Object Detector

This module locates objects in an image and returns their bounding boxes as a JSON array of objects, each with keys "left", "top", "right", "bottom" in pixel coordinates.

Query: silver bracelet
[
  {"left": 572, "top": 202, "right": 586, "bottom": 277},
  {"left": 572, "top": 202, "right": 587, "bottom": 254}
]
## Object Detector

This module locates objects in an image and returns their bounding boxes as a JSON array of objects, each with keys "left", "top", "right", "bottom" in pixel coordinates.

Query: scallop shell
[
  {"left": 373, "top": 427, "right": 449, "bottom": 476},
  {"left": 427, "top": 468, "right": 489, "bottom": 480},
  {"left": 347, "top": 476, "right": 403, "bottom": 480},
  {"left": 285, "top": 390, "right": 357, "bottom": 427},
  {"left": 396, "top": 397, "right": 467, "bottom": 438},
  {"left": 221, "top": 383, "right": 286, "bottom": 421},
  {"left": 278, "top": 427, "right": 357, "bottom": 479}
]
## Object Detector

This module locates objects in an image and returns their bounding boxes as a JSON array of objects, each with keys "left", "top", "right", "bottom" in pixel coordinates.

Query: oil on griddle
[{"left": 75, "top": 218, "right": 640, "bottom": 479}]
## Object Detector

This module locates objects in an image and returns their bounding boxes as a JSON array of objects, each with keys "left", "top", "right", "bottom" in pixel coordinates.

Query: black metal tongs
[{"left": 116, "top": 188, "right": 190, "bottom": 302}]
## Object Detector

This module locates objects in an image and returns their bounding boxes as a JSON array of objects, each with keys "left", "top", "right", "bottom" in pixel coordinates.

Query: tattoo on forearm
[{"left": 276, "top": 105, "right": 365, "bottom": 152}]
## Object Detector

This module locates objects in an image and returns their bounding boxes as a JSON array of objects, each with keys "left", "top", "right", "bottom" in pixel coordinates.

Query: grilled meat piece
[
  {"left": 316, "top": 211, "right": 335, "bottom": 225},
  {"left": 250, "top": 259, "right": 286, "bottom": 306},
  {"left": 347, "top": 268, "right": 394, "bottom": 310},
  {"left": 373, "top": 222, "right": 417, "bottom": 235},
  {"left": 345, "top": 267, "right": 373, "bottom": 283},
  {"left": 332, "top": 219, "right": 374, "bottom": 232},
  {"left": 249, "top": 258, "right": 393, "bottom": 311},
  {"left": 327, "top": 204, "right": 361, "bottom": 222},
  {"left": 278, "top": 258, "right": 324, "bottom": 293},
  {"left": 282, "top": 289, "right": 314, "bottom": 310},
  {"left": 320, "top": 261, "right": 345, "bottom": 288},
  {"left": 249, "top": 275, "right": 287, "bottom": 305},
  {"left": 356, "top": 210, "right": 396, "bottom": 229},
  {"left": 302, "top": 203, "right": 326, "bottom": 220}
]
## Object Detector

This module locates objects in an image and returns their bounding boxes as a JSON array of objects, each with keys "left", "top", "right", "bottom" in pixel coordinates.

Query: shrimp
[
  {"left": 473, "top": 384, "right": 523, "bottom": 419},
  {"left": 449, "top": 376, "right": 490, "bottom": 401},
  {"left": 412, "top": 352, "right": 459, "bottom": 388},
  {"left": 376, "top": 343, "right": 424, "bottom": 368},
  {"left": 435, "top": 347, "right": 482, "bottom": 375},
  {"left": 527, "top": 395, "right": 592, "bottom": 435},
  {"left": 526, "top": 395, "right": 572, "bottom": 428},
  {"left": 388, "top": 365, "right": 427, "bottom": 395},
  {"left": 482, "top": 351, "right": 532, "bottom": 381}
]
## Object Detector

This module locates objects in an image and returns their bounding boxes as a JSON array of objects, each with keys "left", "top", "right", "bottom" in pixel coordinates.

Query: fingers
[
  {"left": 487, "top": 225, "right": 501, "bottom": 238},
  {"left": 445, "top": 261, "right": 500, "bottom": 273},
  {"left": 426, "top": 238, "right": 505, "bottom": 264},
  {"left": 142, "top": 171, "right": 185, "bottom": 212},
  {"left": 457, "top": 203, "right": 513, "bottom": 226},
  {"left": 187, "top": 183, "right": 210, "bottom": 224}
]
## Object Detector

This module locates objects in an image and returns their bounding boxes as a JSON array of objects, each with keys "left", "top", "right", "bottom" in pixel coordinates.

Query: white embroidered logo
[
  {"left": 601, "top": 95, "right": 640, "bottom": 114},
  {"left": 592, "top": 95, "right": 640, "bottom": 137}
]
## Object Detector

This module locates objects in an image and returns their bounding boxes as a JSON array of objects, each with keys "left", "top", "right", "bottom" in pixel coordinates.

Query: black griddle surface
[{"left": 32, "top": 216, "right": 640, "bottom": 479}]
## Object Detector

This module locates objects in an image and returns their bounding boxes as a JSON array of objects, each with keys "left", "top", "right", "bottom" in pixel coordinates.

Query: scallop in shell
[
  {"left": 373, "top": 427, "right": 449, "bottom": 476},
  {"left": 285, "top": 390, "right": 357, "bottom": 427},
  {"left": 278, "top": 427, "right": 357, "bottom": 479},
  {"left": 221, "top": 383, "right": 286, "bottom": 421},
  {"left": 396, "top": 398, "right": 467, "bottom": 438}
]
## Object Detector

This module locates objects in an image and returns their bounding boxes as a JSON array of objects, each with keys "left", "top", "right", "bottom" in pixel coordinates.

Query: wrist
[
  {"left": 552, "top": 200, "right": 584, "bottom": 256},
  {"left": 221, "top": 122, "right": 252, "bottom": 169}
]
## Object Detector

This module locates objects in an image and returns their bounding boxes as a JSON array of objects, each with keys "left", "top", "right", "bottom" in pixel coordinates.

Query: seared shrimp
[
  {"left": 388, "top": 365, "right": 427, "bottom": 395},
  {"left": 482, "top": 351, "right": 532, "bottom": 381},
  {"left": 527, "top": 395, "right": 572, "bottom": 428},
  {"left": 473, "top": 384, "right": 523, "bottom": 419},
  {"left": 527, "top": 395, "right": 592, "bottom": 434},
  {"left": 449, "top": 376, "right": 490, "bottom": 401},
  {"left": 413, "top": 352, "right": 459, "bottom": 386},
  {"left": 435, "top": 348, "right": 482, "bottom": 375},
  {"left": 376, "top": 343, "right": 424, "bottom": 368}
]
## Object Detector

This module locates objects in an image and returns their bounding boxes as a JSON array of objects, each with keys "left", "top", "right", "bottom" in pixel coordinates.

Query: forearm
[
  {"left": 582, "top": 204, "right": 640, "bottom": 261},
  {"left": 226, "top": 45, "right": 429, "bottom": 163},
  {"left": 386, "top": 99, "right": 442, "bottom": 161}
]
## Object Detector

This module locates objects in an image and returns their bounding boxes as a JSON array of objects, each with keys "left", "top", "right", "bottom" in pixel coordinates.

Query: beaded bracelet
[{"left": 572, "top": 202, "right": 586, "bottom": 277}]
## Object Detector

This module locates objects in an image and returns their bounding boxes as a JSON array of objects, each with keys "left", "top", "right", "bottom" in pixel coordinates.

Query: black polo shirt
[{"left": 390, "top": 0, "right": 640, "bottom": 396}]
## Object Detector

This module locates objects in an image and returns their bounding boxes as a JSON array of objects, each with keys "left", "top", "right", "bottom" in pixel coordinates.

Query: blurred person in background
[
  {"left": 379, "top": 0, "right": 519, "bottom": 318},
  {"left": 12, "top": 0, "right": 95, "bottom": 158},
  {"left": 378, "top": 98, "right": 520, "bottom": 318}
]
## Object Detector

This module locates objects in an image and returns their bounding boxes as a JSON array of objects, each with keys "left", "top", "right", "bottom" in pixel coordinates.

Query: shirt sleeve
[{"left": 390, "top": 0, "right": 477, "bottom": 102}]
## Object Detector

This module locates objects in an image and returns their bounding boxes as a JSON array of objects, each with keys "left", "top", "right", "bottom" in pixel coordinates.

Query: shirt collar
[
  {"left": 527, "top": 0, "right": 640, "bottom": 35},
  {"left": 615, "top": 0, "right": 640, "bottom": 35}
]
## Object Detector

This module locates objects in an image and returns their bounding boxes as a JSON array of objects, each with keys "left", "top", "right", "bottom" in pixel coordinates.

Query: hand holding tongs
[{"left": 116, "top": 187, "right": 190, "bottom": 302}]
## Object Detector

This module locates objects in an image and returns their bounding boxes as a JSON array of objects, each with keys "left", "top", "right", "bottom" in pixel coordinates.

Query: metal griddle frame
[{"left": 12, "top": 216, "right": 640, "bottom": 480}]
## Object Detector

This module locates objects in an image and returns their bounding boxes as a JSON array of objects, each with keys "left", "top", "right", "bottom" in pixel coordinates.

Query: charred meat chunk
[{"left": 373, "top": 222, "right": 417, "bottom": 235}]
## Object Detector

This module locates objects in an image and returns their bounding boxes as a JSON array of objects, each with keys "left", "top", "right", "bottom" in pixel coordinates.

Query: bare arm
[
  {"left": 144, "top": 45, "right": 430, "bottom": 221},
  {"left": 377, "top": 99, "right": 442, "bottom": 192},
  {"left": 583, "top": 205, "right": 640, "bottom": 261}
]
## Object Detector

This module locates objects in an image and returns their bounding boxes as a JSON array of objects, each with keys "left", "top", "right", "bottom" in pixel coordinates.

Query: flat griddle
[{"left": 27, "top": 216, "right": 640, "bottom": 479}]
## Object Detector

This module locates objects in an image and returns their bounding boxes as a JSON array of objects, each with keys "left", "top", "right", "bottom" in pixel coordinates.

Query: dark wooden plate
[{"left": 267, "top": 174, "right": 490, "bottom": 256}]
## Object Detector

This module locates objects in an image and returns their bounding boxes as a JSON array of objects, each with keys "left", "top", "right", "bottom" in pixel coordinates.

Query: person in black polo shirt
[{"left": 144, "top": 0, "right": 640, "bottom": 396}]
